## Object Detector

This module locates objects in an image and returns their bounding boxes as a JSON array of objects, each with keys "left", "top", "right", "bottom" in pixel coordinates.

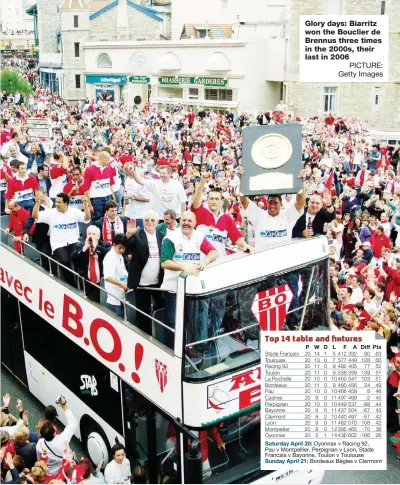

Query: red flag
[{"left": 325, "top": 171, "right": 334, "bottom": 191}]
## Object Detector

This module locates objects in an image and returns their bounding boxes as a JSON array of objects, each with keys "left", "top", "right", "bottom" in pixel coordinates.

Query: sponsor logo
[
  {"left": 94, "top": 181, "right": 110, "bottom": 190},
  {"left": 259, "top": 229, "right": 287, "bottom": 238},
  {"left": 182, "top": 253, "right": 201, "bottom": 261},
  {"left": 80, "top": 374, "right": 98, "bottom": 396},
  {"left": 207, "top": 233, "right": 227, "bottom": 243},
  {"left": 53, "top": 222, "right": 78, "bottom": 230}
]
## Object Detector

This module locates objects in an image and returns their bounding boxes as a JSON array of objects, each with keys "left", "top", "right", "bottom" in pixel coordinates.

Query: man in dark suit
[
  {"left": 292, "top": 193, "right": 336, "bottom": 238},
  {"left": 124, "top": 209, "right": 165, "bottom": 336},
  {"left": 71, "top": 225, "right": 110, "bottom": 302},
  {"left": 95, "top": 200, "right": 130, "bottom": 243},
  {"left": 36, "top": 164, "right": 52, "bottom": 195}
]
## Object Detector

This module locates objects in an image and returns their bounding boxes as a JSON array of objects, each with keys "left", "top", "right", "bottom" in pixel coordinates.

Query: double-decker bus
[{"left": 1, "top": 220, "right": 328, "bottom": 484}]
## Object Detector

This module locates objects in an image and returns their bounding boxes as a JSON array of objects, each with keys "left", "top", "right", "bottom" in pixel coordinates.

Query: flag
[
  {"left": 251, "top": 284, "right": 293, "bottom": 331},
  {"left": 325, "top": 171, "right": 334, "bottom": 191}
]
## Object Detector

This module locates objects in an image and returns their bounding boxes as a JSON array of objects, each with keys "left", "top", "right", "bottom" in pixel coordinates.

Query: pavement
[{"left": 2, "top": 365, "right": 400, "bottom": 483}]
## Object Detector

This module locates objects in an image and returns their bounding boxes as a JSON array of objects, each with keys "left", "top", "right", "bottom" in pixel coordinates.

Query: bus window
[
  {"left": 122, "top": 383, "right": 185, "bottom": 484},
  {"left": 1, "top": 288, "right": 27, "bottom": 386},
  {"left": 184, "top": 260, "right": 329, "bottom": 378},
  {"left": 190, "top": 408, "right": 265, "bottom": 484}
]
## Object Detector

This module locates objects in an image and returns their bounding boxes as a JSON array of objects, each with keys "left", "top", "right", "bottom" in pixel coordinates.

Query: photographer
[{"left": 35, "top": 395, "right": 77, "bottom": 475}]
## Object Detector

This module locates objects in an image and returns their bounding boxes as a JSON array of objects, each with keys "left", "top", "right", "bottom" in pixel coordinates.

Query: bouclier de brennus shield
[
  {"left": 154, "top": 359, "right": 168, "bottom": 393},
  {"left": 251, "top": 284, "right": 293, "bottom": 331}
]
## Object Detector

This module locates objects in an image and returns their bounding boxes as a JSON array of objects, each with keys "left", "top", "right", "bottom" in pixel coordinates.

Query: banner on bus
[{"left": 0, "top": 247, "right": 182, "bottom": 420}]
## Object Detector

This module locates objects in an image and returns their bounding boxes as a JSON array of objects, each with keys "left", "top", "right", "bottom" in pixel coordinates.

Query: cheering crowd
[{"left": 0, "top": 68, "right": 400, "bottom": 481}]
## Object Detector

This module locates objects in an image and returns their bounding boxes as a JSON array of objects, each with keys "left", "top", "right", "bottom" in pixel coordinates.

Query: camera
[{"left": 55, "top": 395, "right": 63, "bottom": 405}]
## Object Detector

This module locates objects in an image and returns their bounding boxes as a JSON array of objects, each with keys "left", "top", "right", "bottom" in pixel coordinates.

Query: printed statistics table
[{"left": 261, "top": 332, "right": 386, "bottom": 471}]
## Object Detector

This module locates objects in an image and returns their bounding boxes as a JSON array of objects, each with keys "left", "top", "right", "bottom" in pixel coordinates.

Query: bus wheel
[{"left": 81, "top": 417, "right": 110, "bottom": 466}]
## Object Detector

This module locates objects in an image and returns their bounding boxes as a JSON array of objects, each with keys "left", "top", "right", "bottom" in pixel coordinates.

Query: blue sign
[{"left": 85, "top": 75, "right": 127, "bottom": 85}]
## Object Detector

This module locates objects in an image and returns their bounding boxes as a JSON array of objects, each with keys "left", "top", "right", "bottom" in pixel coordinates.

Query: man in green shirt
[{"left": 156, "top": 208, "right": 180, "bottom": 236}]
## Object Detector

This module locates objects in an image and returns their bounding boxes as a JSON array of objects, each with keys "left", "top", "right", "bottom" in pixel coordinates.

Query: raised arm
[
  {"left": 132, "top": 166, "right": 145, "bottom": 185},
  {"left": 192, "top": 172, "right": 211, "bottom": 209}
]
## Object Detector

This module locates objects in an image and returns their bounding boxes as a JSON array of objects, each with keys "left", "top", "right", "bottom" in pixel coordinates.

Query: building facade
[{"left": 0, "top": 0, "right": 35, "bottom": 59}]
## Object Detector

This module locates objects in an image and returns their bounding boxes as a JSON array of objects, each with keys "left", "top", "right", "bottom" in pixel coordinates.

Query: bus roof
[{"left": 185, "top": 236, "right": 329, "bottom": 295}]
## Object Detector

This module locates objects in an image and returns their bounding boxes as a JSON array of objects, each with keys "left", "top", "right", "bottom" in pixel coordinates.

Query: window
[
  {"left": 323, "top": 87, "right": 337, "bottom": 112},
  {"left": 188, "top": 87, "right": 199, "bottom": 100},
  {"left": 205, "top": 88, "right": 233, "bottom": 101},
  {"left": 381, "top": 1, "right": 386, "bottom": 14},
  {"left": 195, "top": 28, "right": 208, "bottom": 38},
  {"left": 74, "top": 15, "right": 79, "bottom": 28},
  {"left": 75, "top": 74, "right": 81, "bottom": 88},
  {"left": 147, "top": 84, "right": 152, "bottom": 103},
  {"left": 184, "top": 259, "right": 329, "bottom": 379},
  {"left": 97, "top": 53, "right": 112, "bottom": 69},
  {"left": 74, "top": 42, "right": 80, "bottom": 57}
]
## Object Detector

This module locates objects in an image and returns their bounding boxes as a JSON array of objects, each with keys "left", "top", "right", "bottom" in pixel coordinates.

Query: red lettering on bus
[
  {"left": 44, "top": 300, "right": 54, "bottom": 319},
  {"left": 62, "top": 294, "right": 84, "bottom": 338},
  {"left": 14, "top": 279, "right": 23, "bottom": 296},
  {"left": 229, "top": 369, "right": 257, "bottom": 391},
  {"left": 239, "top": 384, "right": 261, "bottom": 409},
  {"left": 24, "top": 286, "right": 32, "bottom": 304},
  {"left": 90, "top": 318, "right": 122, "bottom": 362}
]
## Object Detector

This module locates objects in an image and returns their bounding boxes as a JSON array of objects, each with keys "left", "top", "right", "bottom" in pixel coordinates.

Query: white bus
[{"left": 1, "top": 223, "right": 328, "bottom": 484}]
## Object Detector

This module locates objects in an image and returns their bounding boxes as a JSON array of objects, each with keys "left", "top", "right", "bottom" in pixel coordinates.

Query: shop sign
[
  {"left": 85, "top": 75, "right": 127, "bottom": 85},
  {"left": 129, "top": 75, "right": 150, "bottom": 84},
  {"left": 158, "top": 76, "right": 227, "bottom": 87}
]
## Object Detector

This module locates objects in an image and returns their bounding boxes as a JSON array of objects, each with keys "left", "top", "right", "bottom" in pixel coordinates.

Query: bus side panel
[
  {"left": 24, "top": 351, "right": 124, "bottom": 447},
  {"left": 19, "top": 301, "right": 124, "bottom": 435},
  {"left": 251, "top": 470, "right": 325, "bottom": 484},
  {"left": 1, "top": 288, "right": 28, "bottom": 386}
]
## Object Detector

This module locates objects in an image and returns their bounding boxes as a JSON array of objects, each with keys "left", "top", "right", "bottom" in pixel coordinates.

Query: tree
[{"left": 0, "top": 69, "right": 33, "bottom": 95}]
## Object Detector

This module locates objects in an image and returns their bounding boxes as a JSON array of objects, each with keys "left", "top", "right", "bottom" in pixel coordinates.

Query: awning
[{"left": 26, "top": 4, "right": 37, "bottom": 15}]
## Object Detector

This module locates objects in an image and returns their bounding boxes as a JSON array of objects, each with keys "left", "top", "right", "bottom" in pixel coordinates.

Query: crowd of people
[
  {"left": 0, "top": 393, "right": 147, "bottom": 484},
  {"left": 0, "top": 68, "right": 400, "bottom": 480}
]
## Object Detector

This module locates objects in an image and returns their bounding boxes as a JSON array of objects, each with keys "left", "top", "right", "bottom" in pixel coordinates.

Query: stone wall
[
  {"left": 37, "top": 0, "right": 61, "bottom": 53},
  {"left": 284, "top": 0, "right": 400, "bottom": 130},
  {"left": 126, "top": 5, "right": 161, "bottom": 40},
  {"left": 89, "top": 7, "right": 118, "bottom": 42}
]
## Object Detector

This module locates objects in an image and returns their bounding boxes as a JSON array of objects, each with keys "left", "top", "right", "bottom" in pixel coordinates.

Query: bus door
[{"left": 121, "top": 381, "right": 200, "bottom": 484}]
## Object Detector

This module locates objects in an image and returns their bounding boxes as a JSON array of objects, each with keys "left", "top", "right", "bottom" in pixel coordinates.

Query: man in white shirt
[
  {"left": 132, "top": 165, "right": 187, "bottom": 221},
  {"left": 240, "top": 188, "right": 305, "bottom": 251},
  {"left": 103, "top": 233, "right": 128, "bottom": 318},
  {"left": 349, "top": 275, "right": 364, "bottom": 304},
  {"left": 36, "top": 396, "right": 77, "bottom": 476},
  {"left": 32, "top": 191, "right": 91, "bottom": 286}
]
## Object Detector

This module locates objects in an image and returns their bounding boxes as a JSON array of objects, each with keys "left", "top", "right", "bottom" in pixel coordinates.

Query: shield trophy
[{"left": 241, "top": 123, "right": 302, "bottom": 196}]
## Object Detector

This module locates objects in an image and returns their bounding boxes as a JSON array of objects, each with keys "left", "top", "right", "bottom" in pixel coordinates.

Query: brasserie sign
[{"left": 159, "top": 76, "right": 228, "bottom": 87}]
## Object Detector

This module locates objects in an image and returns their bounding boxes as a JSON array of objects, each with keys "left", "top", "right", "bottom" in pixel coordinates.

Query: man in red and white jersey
[
  {"left": 103, "top": 147, "right": 123, "bottom": 213},
  {"left": 0, "top": 155, "right": 13, "bottom": 214},
  {"left": 5, "top": 161, "right": 39, "bottom": 213},
  {"left": 0, "top": 119, "right": 13, "bottom": 146},
  {"left": 49, "top": 151, "right": 69, "bottom": 200},
  {"left": 190, "top": 173, "right": 254, "bottom": 349},
  {"left": 191, "top": 172, "right": 254, "bottom": 258},
  {"left": 63, "top": 166, "right": 86, "bottom": 211},
  {"left": 82, "top": 149, "right": 115, "bottom": 221}
]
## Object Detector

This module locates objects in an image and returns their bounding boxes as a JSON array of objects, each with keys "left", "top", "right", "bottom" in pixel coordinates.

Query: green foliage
[{"left": 0, "top": 69, "right": 33, "bottom": 95}]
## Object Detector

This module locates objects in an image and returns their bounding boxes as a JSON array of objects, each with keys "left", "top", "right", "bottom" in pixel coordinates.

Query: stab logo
[
  {"left": 80, "top": 374, "right": 98, "bottom": 396},
  {"left": 251, "top": 284, "right": 293, "bottom": 331},
  {"left": 154, "top": 359, "right": 168, "bottom": 393}
]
